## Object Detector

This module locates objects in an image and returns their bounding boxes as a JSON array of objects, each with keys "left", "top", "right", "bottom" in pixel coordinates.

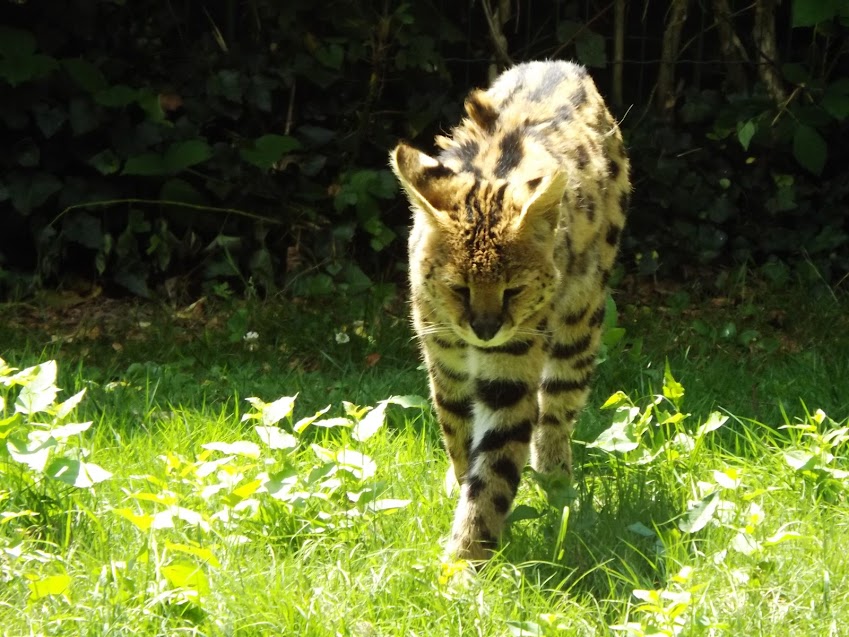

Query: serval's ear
[
  {"left": 390, "top": 142, "right": 458, "bottom": 224},
  {"left": 513, "top": 172, "right": 568, "bottom": 235}
]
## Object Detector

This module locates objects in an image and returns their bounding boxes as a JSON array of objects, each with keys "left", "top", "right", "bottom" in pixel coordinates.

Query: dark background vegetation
[{"left": 1, "top": 0, "right": 847, "bottom": 302}]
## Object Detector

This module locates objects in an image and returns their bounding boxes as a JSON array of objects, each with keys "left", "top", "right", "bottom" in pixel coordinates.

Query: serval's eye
[
  {"left": 503, "top": 286, "right": 525, "bottom": 302},
  {"left": 450, "top": 285, "right": 471, "bottom": 301}
]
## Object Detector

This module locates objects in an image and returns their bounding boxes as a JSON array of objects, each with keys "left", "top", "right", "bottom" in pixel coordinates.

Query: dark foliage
[{"left": 0, "top": 0, "right": 847, "bottom": 299}]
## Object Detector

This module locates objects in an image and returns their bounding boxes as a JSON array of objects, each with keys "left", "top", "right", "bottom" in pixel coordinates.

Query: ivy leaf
[
  {"left": 576, "top": 31, "right": 607, "bottom": 68},
  {"left": 164, "top": 139, "right": 213, "bottom": 173},
  {"left": 88, "top": 149, "right": 120, "bottom": 175},
  {"left": 791, "top": 0, "right": 841, "bottom": 27},
  {"left": 94, "top": 84, "right": 140, "bottom": 107},
  {"left": 62, "top": 58, "right": 107, "bottom": 93},
  {"left": 793, "top": 124, "right": 827, "bottom": 175},
  {"left": 122, "top": 153, "right": 166, "bottom": 176},
  {"left": 240, "top": 134, "right": 301, "bottom": 169},
  {"left": 8, "top": 171, "right": 62, "bottom": 215}
]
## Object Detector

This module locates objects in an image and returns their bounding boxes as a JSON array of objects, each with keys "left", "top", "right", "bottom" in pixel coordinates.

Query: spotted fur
[{"left": 390, "top": 61, "right": 630, "bottom": 561}]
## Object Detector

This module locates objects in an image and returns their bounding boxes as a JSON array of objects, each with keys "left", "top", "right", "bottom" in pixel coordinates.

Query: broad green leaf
[
  {"left": 28, "top": 574, "right": 71, "bottom": 601},
  {"left": 129, "top": 491, "right": 178, "bottom": 505},
  {"left": 88, "top": 149, "right": 121, "bottom": 175},
  {"left": 383, "top": 395, "right": 429, "bottom": 409},
  {"left": 7, "top": 436, "right": 55, "bottom": 472},
  {"left": 161, "top": 562, "right": 210, "bottom": 595},
  {"left": 587, "top": 406, "right": 640, "bottom": 453},
  {"left": 793, "top": 124, "right": 827, "bottom": 175},
  {"left": 713, "top": 467, "right": 743, "bottom": 489},
  {"left": 165, "top": 542, "right": 221, "bottom": 568},
  {"left": 122, "top": 153, "right": 167, "bottom": 176},
  {"left": 784, "top": 449, "right": 817, "bottom": 471},
  {"left": 93, "top": 84, "right": 139, "bottom": 107},
  {"left": 576, "top": 31, "right": 606, "bottom": 68},
  {"left": 507, "top": 620, "right": 544, "bottom": 637},
  {"left": 240, "top": 134, "right": 302, "bottom": 169},
  {"left": 679, "top": 491, "right": 719, "bottom": 533},
  {"left": 46, "top": 458, "right": 112, "bottom": 487},
  {"left": 352, "top": 402, "right": 387, "bottom": 442},
  {"left": 112, "top": 507, "right": 154, "bottom": 531},
  {"left": 763, "top": 530, "right": 805, "bottom": 546},
  {"left": 308, "top": 417, "right": 353, "bottom": 430},
  {"left": 7, "top": 171, "right": 62, "bottom": 215},
  {"left": 507, "top": 504, "right": 543, "bottom": 523},
  {"left": 152, "top": 506, "right": 210, "bottom": 531},
  {"left": 49, "top": 421, "right": 92, "bottom": 440},
  {"left": 14, "top": 360, "right": 59, "bottom": 415},
  {"left": 202, "top": 441, "right": 260, "bottom": 458},
  {"left": 0, "top": 26, "right": 37, "bottom": 58},
  {"left": 253, "top": 425, "right": 297, "bottom": 450},
  {"left": 53, "top": 389, "right": 86, "bottom": 420},
  {"left": 365, "top": 498, "right": 411, "bottom": 513},
  {"left": 697, "top": 412, "right": 728, "bottom": 437},
  {"left": 293, "top": 405, "right": 332, "bottom": 432},
  {"left": 62, "top": 58, "right": 106, "bottom": 93},
  {"left": 260, "top": 395, "right": 298, "bottom": 427},
  {"left": 601, "top": 391, "right": 629, "bottom": 410},
  {"left": 626, "top": 521, "right": 656, "bottom": 537},
  {"left": 737, "top": 120, "right": 756, "bottom": 150},
  {"left": 792, "top": 0, "right": 841, "bottom": 26},
  {"left": 164, "top": 139, "right": 213, "bottom": 173},
  {"left": 334, "top": 449, "right": 376, "bottom": 480},
  {"left": 662, "top": 360, "right": 684, "bottom": 409}
]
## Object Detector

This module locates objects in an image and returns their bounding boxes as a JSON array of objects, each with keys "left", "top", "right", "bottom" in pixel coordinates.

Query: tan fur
[{"left": 390, "top": 61, "right": 631, "bottom": 561}]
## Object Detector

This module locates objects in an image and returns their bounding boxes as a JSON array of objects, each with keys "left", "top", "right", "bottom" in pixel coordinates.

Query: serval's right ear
[{"left": 390, "top": 142, "right": 458, "bottom": 225}]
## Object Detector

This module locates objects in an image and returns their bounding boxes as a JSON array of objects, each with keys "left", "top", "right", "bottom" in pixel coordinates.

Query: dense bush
[{"left": 0, "top": 0, "right": 847, "bottom": 299}]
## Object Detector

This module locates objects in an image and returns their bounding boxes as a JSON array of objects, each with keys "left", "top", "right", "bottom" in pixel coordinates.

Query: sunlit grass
[{"left": 1, "top": 283, "right": 847, "bottom": 635}]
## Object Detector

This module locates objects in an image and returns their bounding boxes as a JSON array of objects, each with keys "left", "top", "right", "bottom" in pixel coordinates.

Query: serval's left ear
[
  {"left": 513, "top": 172, "right": 568, "bottom": 234},
  {"left": 390, "top": 142, "right": 458, "bottom": 225}
]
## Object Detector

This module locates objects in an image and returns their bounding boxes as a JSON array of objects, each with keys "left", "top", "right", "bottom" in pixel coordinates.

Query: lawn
[{"left": 1, "top": 276, "right": 848, "bottom": 636}]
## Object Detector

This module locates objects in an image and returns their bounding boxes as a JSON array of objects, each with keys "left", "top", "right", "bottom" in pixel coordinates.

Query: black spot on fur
[
  {"left": 475, "top": 419, "right": 533, "bottom": 454},
  {"left": 441, "top": 422, "right": 455, "bottom": 436},
  {"left": 536, "top": 317, "right": 548, "bottom": 332},
  {"left": 541, "top": 375, "right": 592, "bottom": 395},
  {"left": 562, "top": 307, "right": 588, "bottom": 325},
  {"left": 432, "top": 336, "right": 465, "bottom": 349},
  {"left": 585, "top": 198, "right": 596, "bottom": 222},
  {"left": 494, "top": 130, "right": 524, "bottom": 179},
  {"left": 465, "top": 91, "right": 498, "bottom": 132},
  {"left": 600, "top": 269, "right": 611, "bottom": 286},
  {"left": 572, "top": 354, "right": 597, "bottom": 370},
  {"left": 476, "top": 378, "right": 529, "bottom": 410},
  {"left": 540, "top": 414, "right": 560, "bottom": 426},
  {"left": 492, "top": 457, "right": 521, "bottom": 494},
  {"left": 575, "top": 145, "right": 589, "bottom": 169},
  {"left": 493, "top": 494, "right": 511, "bottom": 514},
  {"left": 476, "top": 340, "right": 534, "bottom": 356},
  {"left": 526, "top": 177, "right": 543, "bottom": 191},
  {"left": 550, "top": 333, "right": 592, "bottom": 359},
  {"left": 466, "top": 475, "right": 485, "bottom": 499},
  {"left": 620, "top": 191, "right": 631, "bottom": 214},
  {"left": 433, "top": 361, "right": 469, "bottom": 383},
  {"left": 589, "top": 305, "right": 606, "bottom": 327},
  {"left": 606, "top": 223, "right": 622, "bottom": 246},
  {"left": 435, "top": 393, "right": 473, "bottom": 419},
  {"left": 570, "top": 84, "right": 587, "bottom": 108},
  {"left": 608, "top": 157, "right": 621, "bottom": 179},
  {"left": 493, "top": 182, "right": 509, "bottom": 211},
  {"left": 423, "top": 163, "right": 455, "bottom": 180},
  {"left": 555, "top": 104, "right": 573, "bottom": 123}
]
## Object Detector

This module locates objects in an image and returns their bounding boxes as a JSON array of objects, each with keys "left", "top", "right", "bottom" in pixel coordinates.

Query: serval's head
[{"left": 391, "top": 142, "right": 567, "bottom": 347}]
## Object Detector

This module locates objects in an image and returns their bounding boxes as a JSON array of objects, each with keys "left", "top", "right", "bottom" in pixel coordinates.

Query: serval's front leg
[
  {"left": 448, "top": 339, "right": 544, "bottom": 561},
  {"left": 533, "top": 290, "right": 606, "bottom": 476}
]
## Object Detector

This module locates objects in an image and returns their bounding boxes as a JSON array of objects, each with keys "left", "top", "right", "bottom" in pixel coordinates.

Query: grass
[{"left": 1, "top": 275, "right": 848, "bottom": 636}]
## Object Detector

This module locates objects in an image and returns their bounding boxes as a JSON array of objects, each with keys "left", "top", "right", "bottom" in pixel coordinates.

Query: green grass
[{"left": 1, "top": 278, "right": 848, "bottom": 636}]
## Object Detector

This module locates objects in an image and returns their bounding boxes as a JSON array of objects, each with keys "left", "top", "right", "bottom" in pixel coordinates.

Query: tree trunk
[
  {"left": 712, "top": 0, "right": 749, "bottom": 93},
  {"left": 753, "top": 0, "right": 786, "bottom": 103},
  {"left": 612, "top": 0, "right": 626, "bottom": 108},
  {"left": 656, "top": 0, "right": 689, "bottom": 118}
]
